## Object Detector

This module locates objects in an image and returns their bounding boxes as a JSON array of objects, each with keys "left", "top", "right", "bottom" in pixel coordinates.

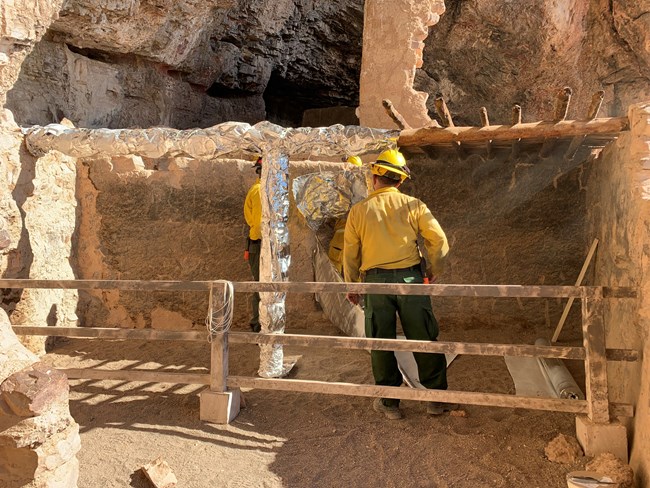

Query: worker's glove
[{"left": 346, "top": 292, "right": 363, "bottom": 306}]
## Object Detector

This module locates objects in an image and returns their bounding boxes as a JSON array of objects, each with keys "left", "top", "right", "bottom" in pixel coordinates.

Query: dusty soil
[{"left": 42, "top": 310, "right": 589, "bottom": 488}]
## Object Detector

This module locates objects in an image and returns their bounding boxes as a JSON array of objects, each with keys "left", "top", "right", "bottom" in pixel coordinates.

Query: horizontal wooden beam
[
  {"left": 13, "top": 327, "right": 639, "bottom": 362},
  {"left": 398, "top": 117, "right": 629, "bottom": 147},
  {"left": 59, "top": 368, "right": 632, "bottom": 417},
  {"left": 0, "top": 279, "right": 637, "bottom": 298}
]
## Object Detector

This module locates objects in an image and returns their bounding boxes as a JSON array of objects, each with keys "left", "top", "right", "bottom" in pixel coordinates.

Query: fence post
[
  {"left": 200, "top": 282, "right": 240, "bottom": 424},
  {"left": 575, "top": 286, "right": 628, "bottom": 461}
]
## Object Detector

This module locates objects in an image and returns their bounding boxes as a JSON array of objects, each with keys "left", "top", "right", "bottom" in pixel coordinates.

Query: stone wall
[
  {"left": 586, "top": 102, "right": 650, "bottom": 485},
  {"left": 0, "top": 309, "right": 80, "bottom": 488}
]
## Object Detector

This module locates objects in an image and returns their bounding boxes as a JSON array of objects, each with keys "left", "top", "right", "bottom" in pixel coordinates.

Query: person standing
[
  {"left": 244, "top": 157, "right": 262, "bottom": 332},
  {"left": 343, "top": 149, "right": 454, "bottom": 420}
]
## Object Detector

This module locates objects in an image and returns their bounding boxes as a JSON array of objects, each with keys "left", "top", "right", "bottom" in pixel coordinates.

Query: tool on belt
[{"left": 244, "top": 237, "right": 251, "bottom": 261}]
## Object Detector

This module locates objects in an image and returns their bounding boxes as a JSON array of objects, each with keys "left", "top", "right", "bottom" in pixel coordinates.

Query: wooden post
[
  {"left": 581, "top": 288, "right": 610, "bottom": 423},
  {"left": 434, "top": 94, "right": 466, "bottom": 159},
  {"left": 200, "top": 282, "right": 240, "bottom": 423},
  {"left": 540, "top": 87, "right": 574, "bottom": 158}
]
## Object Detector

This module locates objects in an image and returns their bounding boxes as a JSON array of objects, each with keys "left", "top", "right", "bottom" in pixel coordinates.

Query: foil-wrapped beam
[
  {"left": 23, "top": 121, "right": 398, "bottom": 160},
  {"left": 23, "top": 120, "right": 398, "bottom": 378},
  {"left": 292, "top": 169, "right": 368, "bottom": 232}
]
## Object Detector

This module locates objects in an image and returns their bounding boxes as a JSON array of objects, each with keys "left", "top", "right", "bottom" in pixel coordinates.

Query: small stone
[
  {"left": 544, "top": 433, "right": 583, "bottom": 464},
  {"left": 141, "top": 457, "right": 177, "bottom": 488}
]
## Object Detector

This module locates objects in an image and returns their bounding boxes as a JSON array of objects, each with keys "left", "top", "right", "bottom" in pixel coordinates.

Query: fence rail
[{"left": 5, "top": 279, "right": 639, "bottom": 424}]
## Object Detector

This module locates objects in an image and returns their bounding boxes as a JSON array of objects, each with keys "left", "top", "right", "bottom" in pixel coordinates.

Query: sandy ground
[{"left": 41, "top": 310, "right": 590, "bottom": 488}]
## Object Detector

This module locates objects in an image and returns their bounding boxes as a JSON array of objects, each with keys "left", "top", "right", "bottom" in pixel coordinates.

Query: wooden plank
[
  {"left": 57, "top": 368, "right": 632, "bottom": 417},
  {"left": 230, "top": 332, "right": 587, "bottom": 359},
  {"left": 12, "top": 326, "right": 639, "bottom": 362},
  {"left": 552, "top": 238, "right": 599, "bottom": 343},
  {"left": 0, "top": 279, "right": 635, "bottom": 298},
  {"left": 229, "top": 377, "right": 589, "bottom": 412},
  {"left": 12, "top": 326, "right": 206, "bottom": 341},
  {"left": 581, "top": 288, "right": 610, "bottom": 422},
  {"left": 63, "top": 368, "right": 210, "bottom": 385},
  {"left": 398, "top": 116, "right": 629, "bottom": 148}
]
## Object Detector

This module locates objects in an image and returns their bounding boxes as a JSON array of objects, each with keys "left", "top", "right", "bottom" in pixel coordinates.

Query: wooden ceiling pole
[
  {"left": 510, "top": 104, "right": 523, "bottom": 158},
  {"left": 564, "top": 90, "right": 605, "bottom": 161},
  {"left": 434, "top": 95, "right": 467, "bottom": 159},
  {"left": 479, "top": 106, "right": 495, "bottom": 159},
  {"left": 540, "top": 87, "right": 573, "bottom": 158}
]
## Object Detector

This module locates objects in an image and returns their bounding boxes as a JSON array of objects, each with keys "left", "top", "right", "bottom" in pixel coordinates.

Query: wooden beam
[
  {"left": 554, "top": 87, "right": 573, "bottom": 121},
  {"left": 398, "top": 116, "right": 628, "bottom": 148},
  {"left": 0, "top": 279, "right": 636, "bottom": 298},
  {"left": 552, "top": 239, "right": 599, "bottom": 343},
  {"left": 581, "top": 288, "right": 610, "bottom": 422},
  {"left": 13, "top": 326, "right": 640, "bottom": 362},
  {"left": 480, "top": 107, "right": 495, "bottom": 159},
  {"left": 540, "top": 87, "right": 574, "bottom": 157},
  {"left": 434, "top": 95, "right": 454, "bottom": 127},
  {"left": 382, "top": 99, "right": 411, "bottom": 130},
  {"left": 57, "top": 368, "right": 632, "bottom": 417},
  {"left": 564, "top": 90, "right": 606, "bottom": 161},
  {"left": 510, "top": 104, "right": 523, "bottom": 158}
]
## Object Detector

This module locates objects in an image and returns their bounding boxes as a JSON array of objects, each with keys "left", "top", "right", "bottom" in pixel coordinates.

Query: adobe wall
[
  {"left": 586, "top": 102, "right": 650, "bottom": 486},
  {"left": 75, "top": 157, "right": 338, "bottom": 331}
]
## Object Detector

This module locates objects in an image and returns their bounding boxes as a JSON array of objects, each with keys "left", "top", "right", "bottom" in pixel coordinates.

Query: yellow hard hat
[
  {"left": 346, "top": 155, "right": 363, "bottom": 166},
  {"left": 370, "top": 149, "right": 411, "bottom": 182}
]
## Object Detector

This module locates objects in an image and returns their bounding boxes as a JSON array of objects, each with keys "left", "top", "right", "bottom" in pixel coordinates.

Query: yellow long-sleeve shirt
[
  {"left": 343, "top": 186, "right": 449, "bottom": 283},
  {"left": 244, "top": 179, "right": 262, "bottom": 240}
]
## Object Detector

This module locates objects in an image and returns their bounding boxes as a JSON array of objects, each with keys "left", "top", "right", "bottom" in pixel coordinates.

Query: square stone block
[
  {"left": 199, "top": 388, "right": 240, "bottom": 424},
  {"left": 575, "top": 415, "right": 628, "bottom": 462}
]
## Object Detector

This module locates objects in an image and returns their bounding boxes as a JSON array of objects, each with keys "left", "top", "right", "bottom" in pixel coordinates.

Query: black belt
[
  {"left": 248, "top": 239, "right": 261, "bottom": 243},
  {"left": 364, "top": 264, "right": 420, "bottom": 275}
]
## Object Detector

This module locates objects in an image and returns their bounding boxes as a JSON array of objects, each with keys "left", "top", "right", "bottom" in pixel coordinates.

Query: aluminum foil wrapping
[
  {"left": 24, "top": 120, "right": 398, "bottom": 378},
  {"left": 23, "top": 121, "right": 398, "bottom": 160},
  {"left": 292, "top": 169, "right": 368, "bottom": 232},
  {"left": 257, "top": 148, "right": 291, "bottom": 378}
]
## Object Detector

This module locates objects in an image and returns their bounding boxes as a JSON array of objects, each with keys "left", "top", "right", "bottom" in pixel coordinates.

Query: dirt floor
[{"left": 41, "top": 307, "right": 590, "bottom": 488}]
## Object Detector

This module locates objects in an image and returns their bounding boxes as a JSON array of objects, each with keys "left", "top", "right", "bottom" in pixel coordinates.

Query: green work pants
[
  {"left": 248, "top": 240, "right": 261, "bottom": 330},
  {"left": 364, "top": 268, "right": 447, "bottom": 407}
]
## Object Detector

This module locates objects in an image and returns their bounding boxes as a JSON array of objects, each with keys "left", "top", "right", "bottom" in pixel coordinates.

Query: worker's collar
[
  {"left": 255, "top": 177, "right": 261, "bottom": 183},
  {"left": 369, "top": 186, "right": 401, "bottom": 197}
]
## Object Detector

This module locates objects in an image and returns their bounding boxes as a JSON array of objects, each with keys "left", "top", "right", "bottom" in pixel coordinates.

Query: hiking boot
[
  {"left": 426, "top": 402, "right": 460, "bottom": 416},
  {"left": 249, "top": 323, "right": 261, "bottom": 333},
  {"left": 373, "top": 398, "right": 403, "bottom": 420}
]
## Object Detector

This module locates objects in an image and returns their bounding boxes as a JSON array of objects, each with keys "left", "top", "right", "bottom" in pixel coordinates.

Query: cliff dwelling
[{"left": 1, "top": 1, "right": 650, "bottom": 487}]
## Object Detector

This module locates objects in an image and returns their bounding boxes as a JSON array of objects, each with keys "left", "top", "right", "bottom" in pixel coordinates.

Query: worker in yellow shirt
[
  {"left": 243, "top": 157, "right": 262, "bottom": 332},
  {"left": 343, "top": 149, "right": 454, "bottom": 420}
]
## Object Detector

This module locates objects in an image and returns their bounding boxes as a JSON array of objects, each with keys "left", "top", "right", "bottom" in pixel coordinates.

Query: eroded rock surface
[{"left": 0, "top": 309, "right": 80, "bottom": 488}]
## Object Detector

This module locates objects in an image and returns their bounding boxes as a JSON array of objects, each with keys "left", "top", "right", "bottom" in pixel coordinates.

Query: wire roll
[
  {"left": 535, "top": 338, "right": 585, "bottom": 400},
  {"left": 205, "top": 280, "right": 234, "bottom": 340}
]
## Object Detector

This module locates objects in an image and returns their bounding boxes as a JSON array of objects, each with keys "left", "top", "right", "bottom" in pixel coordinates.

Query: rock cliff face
[
  {"left": 6, "top": 0, "right": 365, "bottom": 128},
  {"left": 4, "top": 0, "right": 650, "bottom": 130},
  {"left": 417, "top": 0, "right": 650, "bottom": 125}
]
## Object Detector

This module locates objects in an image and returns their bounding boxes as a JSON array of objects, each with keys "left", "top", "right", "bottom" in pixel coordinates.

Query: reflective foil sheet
[
  {"left": 292, "top": 169, "right": 368, "bottom": 232},
  {"left": 23, "top": 122, "right": 398, "bottom": 161},
  {"left": 257, "top": 149, "right": 290, "bottom": 378}
]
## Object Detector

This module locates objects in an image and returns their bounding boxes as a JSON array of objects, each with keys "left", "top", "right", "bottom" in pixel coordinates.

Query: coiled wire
[{"left": 205, "top": 280, "right": 235, "bottom": 340}]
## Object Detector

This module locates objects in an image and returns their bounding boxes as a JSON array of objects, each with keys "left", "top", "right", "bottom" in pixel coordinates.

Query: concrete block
[
  {"left": 199, "top": 388, "right": 240, "bottom": 424},
  {"left": 575, "top": 415, "right": 628, "bottom": 462}
]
